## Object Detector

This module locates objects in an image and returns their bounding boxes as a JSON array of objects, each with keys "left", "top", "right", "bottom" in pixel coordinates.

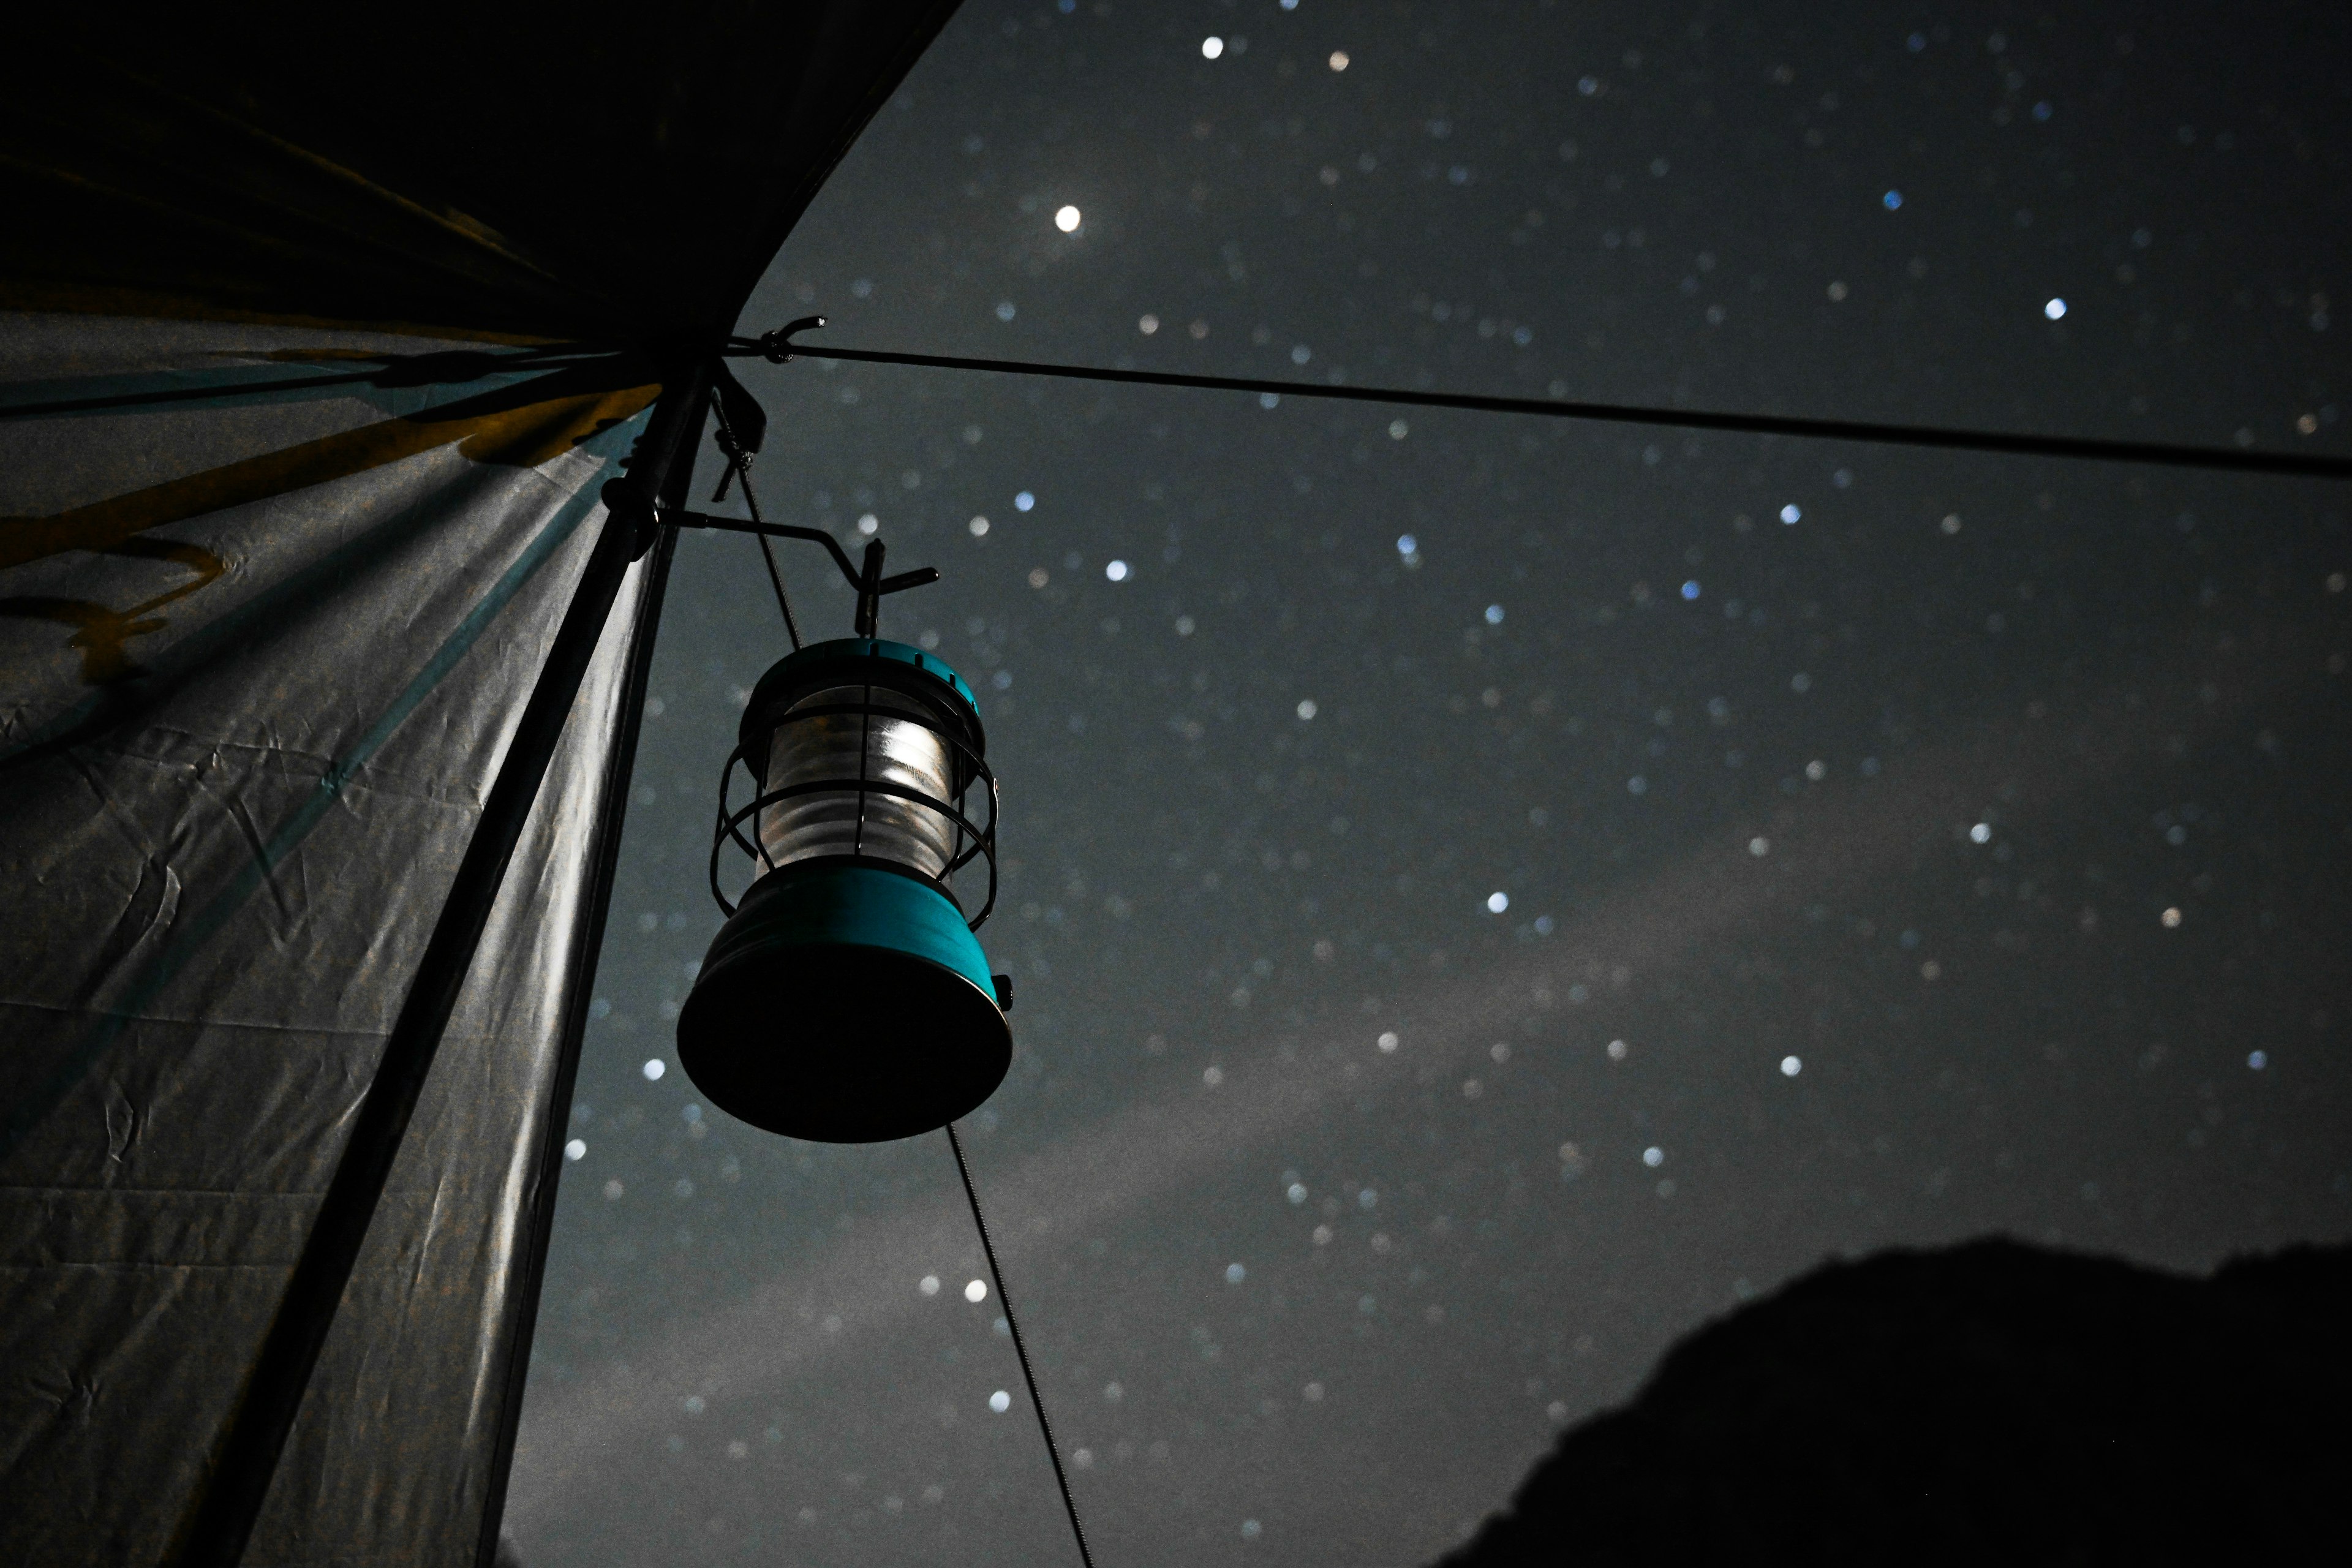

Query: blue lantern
[{"left": 674, "top": 527, "right": 1009, "bottom": 1142}]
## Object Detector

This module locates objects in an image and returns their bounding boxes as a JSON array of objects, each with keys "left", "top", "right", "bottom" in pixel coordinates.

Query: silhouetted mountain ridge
[{"left": 1441, "top": 1237, "right": 2352, "bottom": 1566}]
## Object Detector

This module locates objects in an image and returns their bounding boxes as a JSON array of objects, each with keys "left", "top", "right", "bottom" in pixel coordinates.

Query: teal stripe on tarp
[
  {"left": 0, "top": 347, "right": 622, "bottom": 423},
  {"left": 0, "top": 408, "right": 648, "bottom": 1164}
]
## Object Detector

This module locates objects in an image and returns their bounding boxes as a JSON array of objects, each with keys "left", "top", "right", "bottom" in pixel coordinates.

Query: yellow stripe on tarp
[{"left": 0, "top": 379, "right": 658, "bottom": 575}]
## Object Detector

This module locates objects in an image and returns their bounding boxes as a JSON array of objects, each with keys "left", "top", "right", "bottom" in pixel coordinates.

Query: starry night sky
[{"left": 505, "top": 4, "right": 2352, "bottom": 1564}]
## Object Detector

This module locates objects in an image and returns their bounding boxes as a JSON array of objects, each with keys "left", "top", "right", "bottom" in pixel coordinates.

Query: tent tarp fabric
[
  {"left": 0, "top": 316, "right": 664, "bottom": 1562},
  {"left": 3, "top": 3, "right": 963, "bottom": 343},
  {"left": 1, "top": 4, "right": 960, "bottom": 1560}
]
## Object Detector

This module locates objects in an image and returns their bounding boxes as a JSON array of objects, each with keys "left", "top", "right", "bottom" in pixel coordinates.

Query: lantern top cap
[{"left": 740, "top": 636, "right": 983, "bottom": 748}]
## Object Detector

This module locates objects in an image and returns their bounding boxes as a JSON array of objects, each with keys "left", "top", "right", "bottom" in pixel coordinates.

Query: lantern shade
[{"left": 677, "top": 860, "right": 1011, "bottom": 1140}]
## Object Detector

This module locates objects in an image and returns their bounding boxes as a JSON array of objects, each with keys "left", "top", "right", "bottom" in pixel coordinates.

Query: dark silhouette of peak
[{"left": 1441, "top": 1238, "right": 2352, "bottom": 1567}]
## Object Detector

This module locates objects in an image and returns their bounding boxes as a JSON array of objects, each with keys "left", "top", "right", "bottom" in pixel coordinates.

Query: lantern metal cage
[{"left": 708, "top": 637, "right": 999, "bottom": 931}]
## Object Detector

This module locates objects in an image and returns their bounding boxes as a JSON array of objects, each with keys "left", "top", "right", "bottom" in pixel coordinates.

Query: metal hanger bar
[
  {"left": 668, "top": 510, "right": 946, "bottom": 606},
  {"left": 667, "top": 510, "right": 865, "bottom": 587}
]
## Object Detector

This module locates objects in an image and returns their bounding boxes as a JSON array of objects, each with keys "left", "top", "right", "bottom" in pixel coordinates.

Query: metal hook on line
[{"left": 737, "top": 315, "right": 829, "bottom": 364}]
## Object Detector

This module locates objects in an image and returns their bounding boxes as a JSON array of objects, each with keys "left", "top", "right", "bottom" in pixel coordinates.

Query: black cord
[
  {"left": 708, "top": 398, "right": 803, "bottom": 650},
  {"left": 734, "top": 336, "right": 2352, "bottom": 484},
  {"left": 945, "top": 1121, "right": 1098, "bottom": 1568},
  {"left": 753, "top": 527, "right": 802, "bottom": 652}
]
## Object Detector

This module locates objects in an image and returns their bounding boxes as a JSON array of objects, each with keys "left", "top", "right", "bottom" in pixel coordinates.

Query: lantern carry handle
[{"left": 665, "top": 506, "right": 939, "bottom": 637}]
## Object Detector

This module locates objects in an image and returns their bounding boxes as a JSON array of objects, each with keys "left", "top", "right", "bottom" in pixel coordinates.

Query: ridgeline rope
[{"left": 731, "top": 331, "right": 2352, "bottom": 484}]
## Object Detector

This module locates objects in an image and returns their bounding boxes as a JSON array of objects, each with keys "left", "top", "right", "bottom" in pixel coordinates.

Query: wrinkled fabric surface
[{"left": 0, "top": 314, "right": 658, "bottom": 1564}]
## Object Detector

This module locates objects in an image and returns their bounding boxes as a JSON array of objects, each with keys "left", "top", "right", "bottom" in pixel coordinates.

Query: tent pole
[
  {"left": 175, "top": 360, "right": 713, "bottom": 1568},
  {"left": 468, "top": 458, "right": 692, "bottom": 1568}
]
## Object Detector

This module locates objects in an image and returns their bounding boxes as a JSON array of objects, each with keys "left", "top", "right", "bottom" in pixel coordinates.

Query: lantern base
[{"left": 677, "top": 861, "right": 1011, "bottom": 1142}]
